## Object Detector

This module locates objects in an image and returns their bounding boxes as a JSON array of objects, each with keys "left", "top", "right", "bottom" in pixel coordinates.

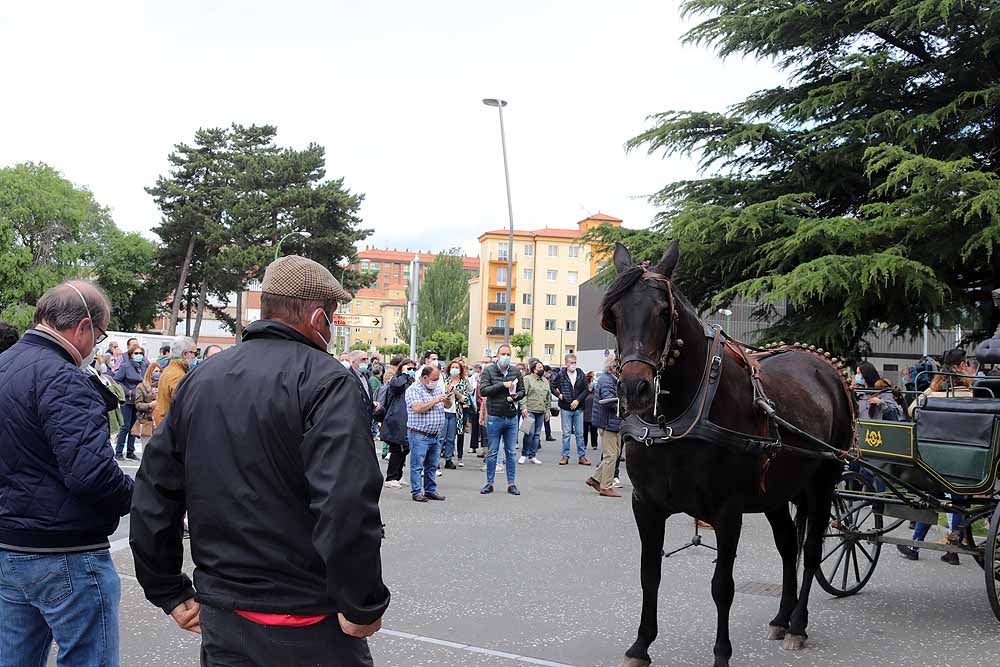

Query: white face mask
[
  {"left": 567, "top": 363, "right": 577, "bottom": 372},
  {"left": 66, "top": 283, "right": 98, "bottom": 369}
]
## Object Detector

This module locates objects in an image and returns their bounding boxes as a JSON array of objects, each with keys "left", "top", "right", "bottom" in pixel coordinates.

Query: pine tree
[{"left": 588, "top": 0, "right": 1000, "bottom": 355}]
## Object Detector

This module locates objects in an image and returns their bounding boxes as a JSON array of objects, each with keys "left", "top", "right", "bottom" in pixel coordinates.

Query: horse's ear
[
  {"left": 654, "top": 239, "right": 680, "bottom": 277},
  {"left": 612, "top": 243, "right": 633, "bottom": 274}
]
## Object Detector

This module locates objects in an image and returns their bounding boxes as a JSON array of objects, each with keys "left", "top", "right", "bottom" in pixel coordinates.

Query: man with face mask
[
  {"left": 130, "top": 255, "right": 389, "bottom": 666},
  {"left": 478, "top": 343, "right": 526, "bottom": 495},
  {"left": 0, "top": 281, "right": 134, "bottom": 666},
  {"left": 154, "top": 336, "right": 197, "bottom": 425}
]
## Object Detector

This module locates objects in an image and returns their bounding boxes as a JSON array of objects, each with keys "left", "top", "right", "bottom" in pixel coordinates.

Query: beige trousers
[{"left": 592, "top": 428, "right": 621, "bottom": 489}]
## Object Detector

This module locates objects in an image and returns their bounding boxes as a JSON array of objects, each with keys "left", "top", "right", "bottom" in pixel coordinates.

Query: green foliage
[
  {"left": 377, "top": 343, "right": 410, "bottom": 358},
  {"left": 0, "top": 304, "right": 35, "bottom": 335},
  {"left": 0, "top": 162, "right": 160, "bottom": 330},
  {"left": 148, "top": 124, "right": 375, "bottom": 338},
  {"left": 591, "top": 0, "right": 1000, "bottom": 354},
  {"left": 421, "top": 329, "right": 467, "bottom": 362},
  {"left": 396, "top": 251, "right": 471, "bottom": 345},
  {"left": 510, "top": 332, "right": 533, "bottom": 360},
  {"left": 350, "top": 340, "right": 371, "bottom": 351}
]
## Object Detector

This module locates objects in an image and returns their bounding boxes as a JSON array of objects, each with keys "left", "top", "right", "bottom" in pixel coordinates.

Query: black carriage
[{"left": 818, "top": 362, "right": 1000, "bottom": 621}]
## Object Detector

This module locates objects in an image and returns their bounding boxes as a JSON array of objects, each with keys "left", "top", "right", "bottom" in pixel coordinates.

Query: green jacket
[
  {"left": 106, "top": 379, "right": 126, "bottom": 437},
  {"left": 522, "top": 373, "right": 552, "bottom": 413}
]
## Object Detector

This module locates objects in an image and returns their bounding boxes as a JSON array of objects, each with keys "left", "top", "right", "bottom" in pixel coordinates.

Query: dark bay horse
[{"left": 603, "top": 242, "right": 855, "bottom": 667}]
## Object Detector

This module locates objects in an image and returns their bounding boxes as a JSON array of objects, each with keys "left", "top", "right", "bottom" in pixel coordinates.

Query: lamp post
[
  {"left": 274, "top": 231, "right": 312, "bottom": 261},
  {"left": 483, "top": 97, "right": 515, "bottom": 347},
  {"left": 717, "top": 308, "right": 733, "bottom": 333}
]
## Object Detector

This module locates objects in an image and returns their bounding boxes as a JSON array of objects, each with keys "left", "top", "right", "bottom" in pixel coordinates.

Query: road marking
[{"left": 378, "top": 629, "right": 579, "bottom": 667}]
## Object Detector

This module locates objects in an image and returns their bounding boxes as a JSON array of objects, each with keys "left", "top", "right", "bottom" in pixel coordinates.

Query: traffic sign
[{"left": 330, "top": 314, "right": 382, "bottom": 328}]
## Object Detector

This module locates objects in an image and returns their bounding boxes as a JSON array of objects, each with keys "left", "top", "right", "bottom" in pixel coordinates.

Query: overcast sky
[{"left": 1, "top": 1, "right": 781, "bottom": 257}]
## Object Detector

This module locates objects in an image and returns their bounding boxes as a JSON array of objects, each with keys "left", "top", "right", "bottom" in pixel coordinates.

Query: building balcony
[
  {"left": 488, "top": 253, "right": 518, "bottom": 263},
  {"left": 486, "top": 326, "right": 514, "bottom": 337},
  {"left": 487, "top": 302, "right": 515, "bottom": 313}
]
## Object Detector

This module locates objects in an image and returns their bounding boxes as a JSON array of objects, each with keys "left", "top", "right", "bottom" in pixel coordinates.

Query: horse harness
[{"left": 616, "top": 278, "right": 861, "bottom": 488}]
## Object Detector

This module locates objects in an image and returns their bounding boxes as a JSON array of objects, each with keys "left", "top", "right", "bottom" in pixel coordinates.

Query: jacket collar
[
  {"left": 22, "top": 329, "right": 79, "bottom": 366},
  {"left": 242, "top": 319, "right": 326, "bottom": 352}
]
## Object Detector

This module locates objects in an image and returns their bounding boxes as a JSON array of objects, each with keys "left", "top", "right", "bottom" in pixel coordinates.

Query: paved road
[{"left": 56, "top": 435, "right": 1000, "bottom": 666}]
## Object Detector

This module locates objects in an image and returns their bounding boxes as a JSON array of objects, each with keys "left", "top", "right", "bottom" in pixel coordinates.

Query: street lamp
[
  {"left": 717, "top": 308, "right": 733, "bottom": 333},
  {"left": 483, "top": 97, "right": 515, "bottom": 346},
  {"left": 274, "top": 231, "right": 312, "bottom": 261}
]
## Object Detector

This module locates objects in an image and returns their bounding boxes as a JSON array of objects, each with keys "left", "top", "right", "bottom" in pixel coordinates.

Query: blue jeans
[
  {"left": 409, "top": 432, "right": 439, "bottom": 497},
  {"left": 115, "top": 403, "right": 136, "bottom": 455},
  {"left": 561, "top": 409, "right": 586, "bottom": 460},
  {"left": 0, "top": 548, "right": 121, "bottom": 666},
  {"left": 440, "top": 413, "right": 458, "bottom": 462},
  {"left": 521, "top": 412, "right": 545, "bottom": 459},
  {"left": 486, "top": 415, "right": 518, "bottom": 485}
]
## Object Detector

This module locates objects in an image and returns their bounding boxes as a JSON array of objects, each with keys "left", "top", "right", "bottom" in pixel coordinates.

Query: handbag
[
  {"left": 519, "top": 415, "right": 534, "bottom": 436},
  {"left": 130, "top": 419, "right": 153, "bottom": 439}
]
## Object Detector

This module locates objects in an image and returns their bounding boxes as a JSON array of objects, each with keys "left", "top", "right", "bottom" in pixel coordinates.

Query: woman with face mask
[
  {"left": 519, "top": 359, "right": 552, "bottom": 464},
  {"left": 133, "top": 361, "right": 159, "bottom": 443},
  {"left": 441, "top": 359, "right": 472, "bottom": 470},
  {"left": 112, "top": 345, "right": 146, "bottom": 460},
  {"left": 381, "top": 359, "right": 417, "bottom": 488}
]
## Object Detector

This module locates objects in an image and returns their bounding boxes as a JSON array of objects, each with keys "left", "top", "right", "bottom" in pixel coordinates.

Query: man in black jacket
[
  {"left": 130, "top": 255, "right": 389, "bottom": 666},
  {"left": 478, "top": 343, "right": 526, "bottom": 495},
  {"left": 553, "top": 353, "right": 591, "bottom": 465}
]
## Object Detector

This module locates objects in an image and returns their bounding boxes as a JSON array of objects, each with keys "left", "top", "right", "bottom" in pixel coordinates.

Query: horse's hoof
[
  {"left": 766, "top": 625, "right": 786, "bottom": 640},
  {"left": 782, "top": 634, "right": 806, "bottom": 651},
  {"left": 622, "top": 658, "right": 652, "bottom": 667}
]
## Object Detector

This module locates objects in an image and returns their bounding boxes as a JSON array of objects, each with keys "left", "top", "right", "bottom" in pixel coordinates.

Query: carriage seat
[
  {"left": 914, "top": 397, "right": 1000, "bottom": 491},
  {"left": 974, "top": 377, "right": 1000, "bottom": 399}
]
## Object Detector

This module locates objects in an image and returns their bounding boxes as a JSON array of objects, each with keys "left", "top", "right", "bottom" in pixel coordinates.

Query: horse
[{"left": 603, "top": 241, "right": 856, "bottom": 667}]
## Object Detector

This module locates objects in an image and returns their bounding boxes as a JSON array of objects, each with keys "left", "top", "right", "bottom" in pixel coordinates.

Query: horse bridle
[{"left": 615, "top": 268, "right": 681, "bottom": 418}]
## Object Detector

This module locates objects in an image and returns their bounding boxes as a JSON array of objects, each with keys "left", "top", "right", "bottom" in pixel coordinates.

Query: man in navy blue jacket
[
  {"left": 553, "top": 353, "right": 591, "bottom": 465},
  {"left": 0, "top": 281, "right": 134, "bottom": 666},
  {"left": 586, "top": 354, "right": 623, "bottom": 497}
]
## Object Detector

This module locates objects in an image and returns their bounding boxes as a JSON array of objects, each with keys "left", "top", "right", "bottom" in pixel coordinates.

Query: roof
[
  {"left": 479, "top": 227, "right": 583, "bottom": 240},
  {"left": 357, "top": 248, "right": 479, "bottom": 271},
  {"left": 579, "top": 212, "right": 622, "bottom": 223}
]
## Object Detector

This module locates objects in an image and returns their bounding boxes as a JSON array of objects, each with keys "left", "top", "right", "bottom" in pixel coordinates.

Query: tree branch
[{"left": 868, "top": 28, "right": 934, "bottom": 65}]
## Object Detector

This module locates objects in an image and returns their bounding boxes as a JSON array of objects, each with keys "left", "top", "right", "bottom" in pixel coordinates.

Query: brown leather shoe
[
  {"left": 599, "top": 487, "right": 622, "bottom": 497},
  {"left": 578, "top": 457, "right": 591, "bottom": 465},
  {"left": 412, "top": 495, "right": 428, "bottom": 502},
  {"left": 559, "top": 457, "right": 569, "bottom": 465},
  {"left": 585, "top": 477, "right": 601, "bottom": 491}
]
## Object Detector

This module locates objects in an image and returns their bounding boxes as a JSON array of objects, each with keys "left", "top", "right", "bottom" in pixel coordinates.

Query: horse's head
[{"left": 600, "top": 240, "right": 680, "bottom": 418}]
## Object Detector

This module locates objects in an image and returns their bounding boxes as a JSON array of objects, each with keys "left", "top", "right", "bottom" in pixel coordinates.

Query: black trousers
[
  {"left": 386, "top": 441, "right": 409, "bottom": 481},
  {"left": 468, "top": 411, "right": 480, "bottom": 450},
  {"left": 544, "top": 418, "right": 552, "bottom": 439},
  {"left": 584, "top": 422, "right": 598, "bottom": 448},
  {"left": 200, "top": 605, "right": 374, "bottom": 667}
]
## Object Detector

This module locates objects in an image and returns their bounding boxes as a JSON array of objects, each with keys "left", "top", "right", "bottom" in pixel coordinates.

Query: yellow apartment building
[{"left": 467, "top": 213, "right": 621, "bottom": 363}]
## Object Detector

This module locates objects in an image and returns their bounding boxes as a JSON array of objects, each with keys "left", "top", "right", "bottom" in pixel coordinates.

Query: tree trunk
[
  {"left": 185, "top": 282, "right": 193, "bottom": 337},
  {"left": 235, "top": 288, "right": 244, "bottom": 342},
  {"left": 193, "top": 285, "right": 208, "bottom": 343},
  {"left": 168, "top": 234, "right": 197, "bottom": 336}
]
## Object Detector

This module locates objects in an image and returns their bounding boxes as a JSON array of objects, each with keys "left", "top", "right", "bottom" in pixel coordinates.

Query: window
[
  {"left": 498, "top": 242, "right": 510, "bottom": 261},
  {"left": 524, "top": 244, "right": 534, "bottom": 256},
  {"left": 544, "top": 344, "right": 555, "bottom": 356},
  {"left": 354, "top": 327, "right": 361, "bottom": 333},
  {"left": 496, "top": 292, "right": 507, "bottom": 303},
  {"left": 495, "top": 317, "right": 506, "bottom": 328},
  {"left": 544, "top": 319, "right": 557, "bottom": 331},
  {"left": 548, "top": 245, "right": 559, "bottom": 257},
  {"left": 545, "top": 294, "right": 557, "bottom": 306},
  {"left": 546, "top": 269, "right": 557, "bottom": 281},
  {"left": 497, "top": 267, "right": 509, "bottom": 285},
  {"left": 565, "top": 320, "right": 577, "bottom": 332},
  {"left": 522, "top": 293, "right": 532, "bottom": 305},
  {"left": 597, "top": 260, "right": 607, "bottom": 272},
  {"left": 568, "top": 245, "right": 581, "bottom": 258},
  {"left": 523, "top": 268, "right": 533, "bottom": 280},
  {"left": 566, "top": 295, "right": 577, "bottom": 307},
  {"left": 567, "top": 271, "right": 578, "bottom": 284},
  {"left": 521, "top": 317, "right": 531, "bottom": 329},
  {"left": 360, "top": 260, "right": 370, "bottom": 271}
]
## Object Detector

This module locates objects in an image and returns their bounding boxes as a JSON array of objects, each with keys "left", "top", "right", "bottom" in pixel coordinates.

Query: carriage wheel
[
  {"left": 985, "top": 502, "right": 1000, "bottom": 623},
  {"left": 816, "top": 471, "right": 882, "bottom": 597}
]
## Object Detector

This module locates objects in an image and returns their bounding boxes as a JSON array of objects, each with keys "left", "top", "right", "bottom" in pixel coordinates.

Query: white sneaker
[
  {"left": 518, "top": 456, "right": 527, "bottom": 464},
  {"left": 436, "top": 470, "right": 443, "bottom": 477},
  {"left": 457, "top": 460, "right": 464, "bottom": 468},
  {"left": 613, "top": 478, "right": 623, "bottom": 488},
  {"left": 530, "top": 457, "right": 542, "bottom": 464},
  {"left": 384, "top": 480, "right": 401, "bottom": 489}
]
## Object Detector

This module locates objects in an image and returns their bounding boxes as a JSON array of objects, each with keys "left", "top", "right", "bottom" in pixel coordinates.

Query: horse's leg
[
  {"left": 764, "top": 505, "right": 798, "bottom": 640},
  {"left": 710, "top": 506, "right": 743, "bottom": 667},
  {"left": 623, "top": 495, "right": 668, "bottom": 667},
  {"left": 785, "top": 472, "right": 836, "bottom": 650}
]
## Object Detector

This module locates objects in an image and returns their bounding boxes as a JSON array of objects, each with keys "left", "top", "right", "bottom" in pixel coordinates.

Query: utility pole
[{"left": 409, "top": 256, "right": 420, "bottom": 359}]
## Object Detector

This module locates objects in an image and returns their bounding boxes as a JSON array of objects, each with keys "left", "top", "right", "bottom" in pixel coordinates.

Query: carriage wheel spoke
[
  {"left": 827, "top": 541, "right": 849, "bottom": 586},
  {"left": 821, "top": 539, "right": 847, "bottom": 564},
  {"left": 841, "top": 545, "right": 851, "bottom": 590},
  {"left": 851, "top": 544, "right": 862, "bottom": 585},
  {"left": 856, "top": 541, "right": 875, "bottom": 565},
  {"left": 855, "top": 505, "right": 875, "bottom": 529}
]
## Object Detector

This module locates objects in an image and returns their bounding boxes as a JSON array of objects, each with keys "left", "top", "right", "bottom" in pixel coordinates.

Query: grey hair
[
  {"left": 564, "top": 353, "right": 577, "bottom": 364},
  {"left": 171, "top": 336, "right": 196, "bottom": 358},
  {"left": 350, "top": 350, "right": 368, "bottom": 362},
  {"left": 603, "top": 352, "right": 617, "bottom": 373},
  {"left": 33, "top": 281, "right": 110, "bottom": 331}
]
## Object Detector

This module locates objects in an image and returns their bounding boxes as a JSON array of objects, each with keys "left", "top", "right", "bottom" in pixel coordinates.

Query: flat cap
[{"left": 262, "top": 255, "right": 352, "bottom": 303}]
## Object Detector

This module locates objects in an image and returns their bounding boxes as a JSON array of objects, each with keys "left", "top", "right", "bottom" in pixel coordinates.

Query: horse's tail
[{"left": 794, "top": 498, "right": 809, "bottom": 570}]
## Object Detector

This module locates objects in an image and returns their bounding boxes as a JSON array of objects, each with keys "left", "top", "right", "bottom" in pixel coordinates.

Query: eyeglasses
[{"left": 94, "top": 327, "right": 108, "bottom": 345}]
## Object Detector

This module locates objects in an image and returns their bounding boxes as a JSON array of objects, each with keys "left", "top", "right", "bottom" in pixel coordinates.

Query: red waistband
[{"left": 234, "top": 610, "right": 329, "bottom": 627}]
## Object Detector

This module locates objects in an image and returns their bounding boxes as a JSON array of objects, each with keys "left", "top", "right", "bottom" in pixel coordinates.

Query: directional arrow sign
[{"left": 330, "top": 315, "right": 382, "bottom": 328}]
